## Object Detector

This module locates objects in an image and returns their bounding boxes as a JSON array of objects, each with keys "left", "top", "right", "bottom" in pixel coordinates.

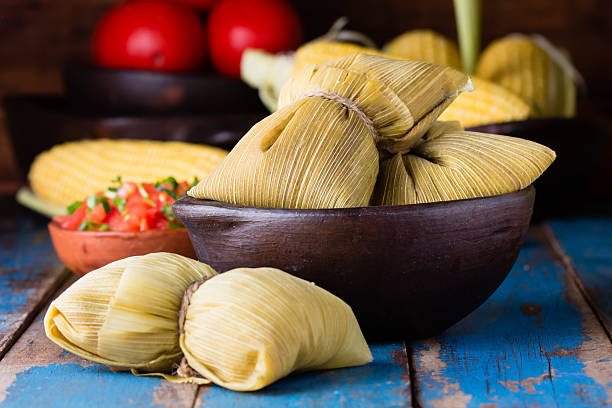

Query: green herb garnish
[
  {"left": 67, "top": 200, "right": 83, "bottom": 215},
  {"left": 160, "top": 203, "right": 177, "bottom": 222},
  {"left": 77, "top": 220, "right": 88, "bottom": 231},
  {"left": 168, "top": 222, "right": 184, "bottom": 229},
  {"left": 86, "top": 194, "right": 97, "bottom": 210},
  {"left": 113, "top": 197, "right": 127, "bottom": 212},
  {"left": 100, "top": 197, "right": 112, "bottom": 213}
]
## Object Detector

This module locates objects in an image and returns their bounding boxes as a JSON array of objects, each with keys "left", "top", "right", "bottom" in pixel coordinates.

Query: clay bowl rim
[
  {"left": 174, "top": 185, "right": 535, "bottom": 215},
  {"left": 48, "top": 219, "right": 191, "bottom": 238}
]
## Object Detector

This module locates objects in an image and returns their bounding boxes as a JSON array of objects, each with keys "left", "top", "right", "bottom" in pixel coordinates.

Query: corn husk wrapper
[
  {"left": 190, "top": 54, "right": 470, "bottom": 208},
  {"left": 44, "top": 253, "right": 217, "bottom": 372},
  {"left": 383, "top": 29, "right": 462, "bottom": 70},
  {"left": 439, "top": 77, "right": 531, "bottom": 127},
  {"left": 476, "top": 34, "right": 578, "bottom": 118},
  {"left": 177, "top": 267, "right": 372, "bottom": 391},
  {"left": 278, "top": 53, "right": 471, "bottom": 153},
  {"left": 371, "top": 122, "right": 556, "bottom": 205},
  {"left": 241, "top": 42, "right": 395, "bottom": 113}
]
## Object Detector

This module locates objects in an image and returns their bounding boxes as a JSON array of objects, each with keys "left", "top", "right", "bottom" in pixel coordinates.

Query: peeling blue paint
[
  {"left": 195, "top": 343, "right": 410, "bottom": 408},
  {"left": 412, "top": 232, "right": 612, "bottom": 407},
  {"left": 0, "top": 220, "right": 59, "bottom": 333},
  {"left": 549, "top": 219, "right": 612, "bottom": 330},
  {"left": 0, "top": 219, "right": 57, "bottom": 269},
  {"left": 1, "top": 344, "right": 409, "bottom": 408},
  {"left": 2, "top": 364, "right": 167, "bottom": 408}
]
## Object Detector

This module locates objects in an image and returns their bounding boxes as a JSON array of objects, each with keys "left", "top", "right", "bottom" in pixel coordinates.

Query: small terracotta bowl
[
  {"left": 48, "top": 221, "right": 196, "bottom": 276},
  {"left": 173, "top": 187, "right": 535, "bottom": 340}
]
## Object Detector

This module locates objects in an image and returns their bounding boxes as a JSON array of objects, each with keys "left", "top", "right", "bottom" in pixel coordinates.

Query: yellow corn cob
[
  {"left": 383, "top": 29, "right": 462, "bottom": 70},
  {"left": 292, "top": 40, "right": 392, "bottom": 73},
  {"left": 438, "top": 77, "right": 531, "bottom": 127},
  {"left": 29, "top": 139, "right": 228, "bottom": 207},
  {"left": 476, "top": 34, "right": 576, "bottom": 117}
]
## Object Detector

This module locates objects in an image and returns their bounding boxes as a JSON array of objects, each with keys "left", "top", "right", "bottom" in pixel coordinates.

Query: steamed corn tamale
[
  {"left": 383, "top": 29, "right": 462, "bottom": 70},
  {"left": 29, "top": 139, "right": 228, "bottom": 207},
  {"left": 177, "top": 267, "right": 372, "bottom": 391},
  {"left": 45, "top": 256, "right": 372, "bottom": 392},
  {"left": 44, "top": 253, "right": 217, "bottom": 372},
  {"left": 371, "top": 122, "right": 556, "bottom": 206},
  {"left": 191, "top": 54, "right": 470, "bottom": 209},
  {"left": 476, "top": 34, "right": 577, "bottom": 118}
]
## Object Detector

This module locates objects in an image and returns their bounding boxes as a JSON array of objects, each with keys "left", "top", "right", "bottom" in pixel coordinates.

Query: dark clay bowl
[
  {"left": 173, "top": 187, "right": 535, "bottom": 340},
  {"left": 63, "top": 63, "right": 264, "bottom": 114},
  {"left": 48, "top": 221, "right": 196, "bottom": 276}
]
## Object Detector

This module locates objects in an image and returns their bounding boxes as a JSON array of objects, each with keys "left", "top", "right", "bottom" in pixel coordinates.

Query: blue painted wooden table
[{"left": 1, "top": 201, "right": 611, "bottom": 407}]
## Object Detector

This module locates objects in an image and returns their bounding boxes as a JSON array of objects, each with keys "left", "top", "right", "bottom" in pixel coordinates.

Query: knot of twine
[
  {"left": 175, "top": 276, "right": 213, "bottom": 379},
  {"left": 298, "top": 90, "right": 379, "bottom": 144}
]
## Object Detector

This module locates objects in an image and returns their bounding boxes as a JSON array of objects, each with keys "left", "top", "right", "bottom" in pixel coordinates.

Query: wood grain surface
[{"left": 0, "top": 200, "right": 611, "bottom": 406}]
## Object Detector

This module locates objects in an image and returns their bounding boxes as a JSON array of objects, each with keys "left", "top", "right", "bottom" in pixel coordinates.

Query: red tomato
[
  {"left": 91, "top": 0, "right": 207, "bottom": 72},
  {"left": 207, "top": 0, "right": 302, "bottom": 76},
  {"left": 89, "top": 203, "right": 108, "bottom": 224},
  {"left": 58, "top": 205, "right": 87, "bottom": 230},
  {"left": 171, "top": 0, "right": 218, "bottom": 11}
]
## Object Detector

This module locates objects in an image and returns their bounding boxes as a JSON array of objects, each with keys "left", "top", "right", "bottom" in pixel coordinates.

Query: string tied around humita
[
  {"left": 175, "top": 276, "right": 213, "bottom": 380},
  {"left": 297, "top": 90, "right": 380, "bottom": 144}
]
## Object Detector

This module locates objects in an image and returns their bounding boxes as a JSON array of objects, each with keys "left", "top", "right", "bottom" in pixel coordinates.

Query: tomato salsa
[{"left": 54, "top": 176, "right": 196, "bottom": 232}]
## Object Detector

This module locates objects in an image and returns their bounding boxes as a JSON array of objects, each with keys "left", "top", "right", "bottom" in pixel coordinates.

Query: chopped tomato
[
  {"left": 58, "top": 204, "right": 87, "bottom": 230},
  {"left": 90, "top": 203, "right": 107, "bottom": 223},
  {"left": 52, "top": 176, "right": 196, "bottom": 232}
]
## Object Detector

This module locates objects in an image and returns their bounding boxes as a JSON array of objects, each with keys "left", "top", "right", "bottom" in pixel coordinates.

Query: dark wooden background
[{"left": 1, "top": 0, "right": 611, "bottom": 187}]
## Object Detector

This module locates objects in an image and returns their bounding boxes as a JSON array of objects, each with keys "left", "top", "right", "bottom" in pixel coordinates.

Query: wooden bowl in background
[
  {"left": 48, "top": 221, "right": 196, "bottom": 276},
  {"left": 468, "top": 118, "right": 612, "bottom": 218},
  {"left": 173, "top": 187, "right": 535, "bottom": 340},
  {"left": 63, "top": 63, "right": 264, "bottom": 114},
  {"left": 4, "top": 95, "right": 267, "bottom": 177}
]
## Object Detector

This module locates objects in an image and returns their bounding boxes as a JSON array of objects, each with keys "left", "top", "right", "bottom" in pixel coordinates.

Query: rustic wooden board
[
  {"left": 0, "top": 312, "right": 410, "bottom": 408},
  {"left": 0, "top": 217, "right": 70, "bottom": 359},
  {"left": 409, "top": 227, "right": 612, "bottom": 407},
  {"left": 193, "top": 342, "right": 411, "bottom": 408},
  {"left": 546, "top": 219, "right": 612, "bottom": 336},
  {"left": 0, "top": 281, "right": 201, "bottom": 408}
]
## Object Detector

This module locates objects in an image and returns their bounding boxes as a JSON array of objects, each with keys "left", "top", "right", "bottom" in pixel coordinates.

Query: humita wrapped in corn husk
[
  {"left": 44, "top": 253, "right": 216, "bottom": 371},
  {"left": 45, "top": 254, "right": 372, "bottom": 391},
  {"left": 190, "top": 53, "right": 471, "bottom": 209},
  {"left": 371, "top": 121, "right": 556, "bottom": 205},
  {"left": 176, "top": 267, "right": 372, "bottom": 391}
]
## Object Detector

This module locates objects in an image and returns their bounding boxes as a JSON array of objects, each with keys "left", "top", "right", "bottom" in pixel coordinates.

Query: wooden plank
[
  {"left": 409, "top": 227, "right": 612, "bottom": 407},
  {"left": 0, "top": 281, "right": 200, "bottom": 408},
  {"left": 0, "top": 217, "right": 70, "bottom": 359},
  {"left": 193, "top": 342, "right": 411, "bottom": 408},
  {"left": 546, "top": 219, "right": 612, "bottom": 336}
]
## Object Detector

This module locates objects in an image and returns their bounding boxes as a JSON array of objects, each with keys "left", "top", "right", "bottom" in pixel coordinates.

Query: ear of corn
[
  {"left": 438, "top": 77, "right": 531, "bottom": 127},
  {"left": 28, "top": 139, "right": 228, "bottom": 207},
  {"left": 372, "top": 127, "right": 556, "bottom": 206},
  {"left": 383, "top": 29, "right": 462, "bottom": 70},
  {"left": 44, "top": 253, "right": 217, "bottom": 372},
  {"left": 292, "top": 40, "right": 391, "bottom": 73},
  {"left": 476, "top": 34, "right": 577, "bottom": 118}
]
